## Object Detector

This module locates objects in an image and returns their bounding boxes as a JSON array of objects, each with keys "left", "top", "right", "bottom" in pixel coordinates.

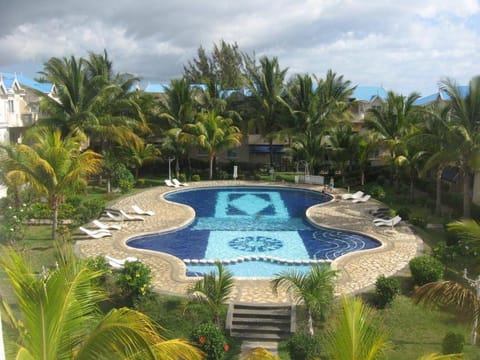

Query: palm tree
[
  {"left": 271, "top": 264, "right": 336, "bottom": 336},
  {"left": 394, "top": 141, "right": 427, "bottom": 201},
  {"left": 365, "top": 91, "right": 421, "bottom": 182},
  {"left": 183, "top": 110, "right": 242, "bottom": 179},
  {"left": 2, "top": 128, "right": 102, "bottom": 240},
  {"left": 413, "top": 277, "right": 480, "bottom": 345},
  {"left": 413, "top": 105, "right": 454, "bottom": 215},
  {"left": 189, "top": 262, "right": 235, "bottom": 327},
  {"left": 159, "top": 78, "right": 196, "bottom": 178},
  {"left": 324, "top": 296, "right": 390, "bottom": 360},
  {"left": 440, "top": 76, "right": 480, "bottom": 218},
  {"left": 119, "top": 139, "right": 161, "bottom": 179},
  {"left": 244, "top": 56, "right": 288, "bottom": 166},
  {"left": 0, "top": 246, "right": 203, "bottom": 359},
  {"left": 329, "top": 123, "right": 360, "bottom": 186}
]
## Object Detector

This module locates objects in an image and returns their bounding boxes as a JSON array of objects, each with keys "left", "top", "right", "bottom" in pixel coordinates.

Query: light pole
[
  {"left": 168, "top": 157, "right": 175, "bottom": 180},
  {"left": 463, "top": 268, "right": 480, "bottom": 345}
]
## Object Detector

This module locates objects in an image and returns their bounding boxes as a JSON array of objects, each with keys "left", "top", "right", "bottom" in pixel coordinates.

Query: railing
[{"left": 295, "top": 175, "right": 325, "bottom": 185}]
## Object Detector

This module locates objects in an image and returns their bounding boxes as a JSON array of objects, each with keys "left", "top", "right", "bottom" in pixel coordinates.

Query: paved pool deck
[{"left": 74, "top": 181, "right": 423, "bottom": 304}]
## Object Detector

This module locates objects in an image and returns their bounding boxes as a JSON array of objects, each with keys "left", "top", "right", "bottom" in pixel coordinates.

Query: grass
[{"left": 1, "top": 178, "right": 480, "bottom": 358}]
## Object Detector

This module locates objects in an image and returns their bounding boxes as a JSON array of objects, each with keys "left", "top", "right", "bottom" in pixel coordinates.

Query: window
[
  {"left": 227, "top": 148, "right": 238, "bottom": 158},
  {"left": 8, "top": 100, "right": 14, "bottom": 113}
]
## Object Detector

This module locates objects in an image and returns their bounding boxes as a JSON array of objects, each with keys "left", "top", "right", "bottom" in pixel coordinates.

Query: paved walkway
[{"left": 75, "top": 181, "right": 423, "bottom": 304}]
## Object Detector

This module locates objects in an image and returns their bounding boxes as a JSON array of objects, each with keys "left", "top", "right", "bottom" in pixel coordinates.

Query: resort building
[{"left": 0, "top": 72, "right": 56, "bottom": 144}]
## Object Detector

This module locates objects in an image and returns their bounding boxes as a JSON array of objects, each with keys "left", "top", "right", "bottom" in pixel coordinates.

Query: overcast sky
[{"left": 1, "top": 0, "right": 480, "bottom": 96}]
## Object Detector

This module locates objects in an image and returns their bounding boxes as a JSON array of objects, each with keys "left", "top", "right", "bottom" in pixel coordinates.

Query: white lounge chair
[
  {"left": 165, "top": 179, "right": 179, "bottom": 188},
  {"left": 119, "top": 210, "right": 145, "bottom": 221},
  {"left": 78, "top": 226, "right": 112, "bottom": 239},
  {"left": 92, "top": 219, "right": 121, "bottom": 231},
  {"left": 105, "top": 255, "right": 138, "bottom": 269},
  {"left": 105, "top": 211, "right": 123, "bottom": 222},
  {"left": 352, "top": 194, "right": 371, "bottom": 203},
  {"left": 172, "top": 178, "right": 188, "bottom": 186},
  {"left": 341, "top": 190, "right": 364, "bottom": 200},
  {"left": 373, "top": 215, "right": 402, "bottom": 227},
  {"left": 132, "top": 204, "right": 154, "bottom": 216}
]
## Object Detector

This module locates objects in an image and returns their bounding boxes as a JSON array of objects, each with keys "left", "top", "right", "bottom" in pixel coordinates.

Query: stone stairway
[{"left": 226, "top": 303, "right": 295, "bottom": 341}]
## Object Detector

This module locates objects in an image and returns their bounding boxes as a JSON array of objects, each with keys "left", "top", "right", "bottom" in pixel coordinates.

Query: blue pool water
[{"left": 127, "top": 186, "right": 381, "bottom": 277}]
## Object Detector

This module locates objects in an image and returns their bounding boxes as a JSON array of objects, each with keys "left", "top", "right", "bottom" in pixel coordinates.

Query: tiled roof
[
  {"left": 351, "top": 86, "right": 388, "bottom": 102},
  {"left": 413, "top": 93, "right": 438, "bottom": 106},
  {"left": 144, "top": 83, "right": 169, "bottom": 93},
  {"left": 0, "top": 72, "right": 53, "bottom": 94}
]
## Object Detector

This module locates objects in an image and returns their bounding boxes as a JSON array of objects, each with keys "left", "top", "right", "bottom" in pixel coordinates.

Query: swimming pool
[{"left": 127, "top": 186, "right": 381, "bottom": 277}]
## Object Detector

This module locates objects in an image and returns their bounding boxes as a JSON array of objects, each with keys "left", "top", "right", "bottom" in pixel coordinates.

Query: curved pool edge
[{"left": 74, "top": 181, "right": 424, "bottom": 303}]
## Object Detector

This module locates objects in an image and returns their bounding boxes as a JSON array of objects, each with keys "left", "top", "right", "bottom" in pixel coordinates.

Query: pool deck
[{"left": 75, "top": 181, "right": 423, "bottom": 304}]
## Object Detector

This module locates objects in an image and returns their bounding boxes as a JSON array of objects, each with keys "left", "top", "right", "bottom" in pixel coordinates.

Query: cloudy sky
[{"left": 1, "top": 0, "right": 480, "bottom": 96}]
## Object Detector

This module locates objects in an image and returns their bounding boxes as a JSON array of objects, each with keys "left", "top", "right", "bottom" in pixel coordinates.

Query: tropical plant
[
  {"left": 189, "top": 262, "right": 235, "bottom": 327},
  {"left": 447, "top": 219, "right": 480, "bottom": 255},
  {"left": 413, "top": 278, "right": 480, "bottom": 346},
  {"left": 190, "top": 322, "right": 229, "bottom": 360},
  {"left": 271, "top": 264, "right": 336, "bottom": 336},
  {"left": 409, "top": 255, "right": 444, "bottom": 286},
  {"left": 244, "top": 56, "right": 288, "bottom": 166},
  {"left": 119, "top": 139, "right": 160, "bottom": 179},
  {"left": 374, "top": 275, "right": 400, "bottom": 308},
  {"left": 324, "top": 296, "right": 390, "bottom": 360},
  {"left": 440, "top": 76, "right": 480, "bottom": 218},
  {"left": 183, "top": 109, "right": 242, "bottom": 179},
  {"left": 285, "top": 332, "right": 322, "bottom": 360},
  {"left": 329, "top": 123, "right": 360, "bottom": 186},
  {"left": 0, "top": 246, "right": 203, "bottom": 359},
  {"left": 365, "top": 91, "right": 421, "bottom": 182},
  {"left": 159, "top": 78, "right": 196, "bottom": 178},
  {"left": 241, "top": 347, "right": 280, "bottom": 360},
  {"left": 413, "top": 104, "right": 454, "bottom": 215},
  {"left": 1, "top": 128, "right": 102, "bottom": 240}
]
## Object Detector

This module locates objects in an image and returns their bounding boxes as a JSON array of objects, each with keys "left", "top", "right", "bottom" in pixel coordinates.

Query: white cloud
[{"left": 1, "top": 0, "right": 479, "bottom": 95}]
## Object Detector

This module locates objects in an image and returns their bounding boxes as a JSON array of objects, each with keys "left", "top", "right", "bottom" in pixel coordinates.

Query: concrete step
[{"left": 227, "top": 303, "right": 295, "bottom": 341}]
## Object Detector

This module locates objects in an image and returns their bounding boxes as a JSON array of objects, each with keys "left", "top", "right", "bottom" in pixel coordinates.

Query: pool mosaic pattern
[
  {"left": 128, "top": 186, "right": 380, "bottom": 277},
  {"left": 75, "top": 181, "right": 423, "bottom": 303}
]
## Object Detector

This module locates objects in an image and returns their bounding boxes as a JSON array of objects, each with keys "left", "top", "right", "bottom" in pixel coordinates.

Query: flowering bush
[
  {"left": 116, "top": 260, "right": 152, "bottom": 304},
  {"left": 0, "top": 203, "right": 28, "bottom": 244},
  {"left": 190, "top": 323, "right": 228, "bottom": 360}
]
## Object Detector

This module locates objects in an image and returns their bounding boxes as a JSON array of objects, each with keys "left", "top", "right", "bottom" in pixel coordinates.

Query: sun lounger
[
  {"left": 165, "top": 179, "right": 179, "bottom": 188},
  {"left": 172, "top": 178, "right": 188, "bottom": 186},
  {"left": 341, "top": 191, "right": 364, "bottom": 200},
  {"left": 105, "top": 255, "right": 138, "bottom": 268},
  {"left": 119, "top": 210, "right": 145, "bottom": 221},
  {"left": 105, "top": 211, "right": 123, "bottom": 222},
  {"left": 92, "top": 219, "right": 121, "bottom": 231},
  {"left": 132, "top": 205, "right": 154, "bottom": 216},
  {"left": 352, "top": 194, "right": 371, "bottom": 203},
  {"left": 78, "top": 226, "right": 112, "bottom": 239},
  {"left": 373, "top": 215, "right": 402, "bottom": 227}
]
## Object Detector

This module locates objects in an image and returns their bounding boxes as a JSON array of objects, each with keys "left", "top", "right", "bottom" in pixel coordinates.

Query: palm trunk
[
  {"left": 307, "top": 309, "right": 314, "bottom": 336},
  {"left": 209, "top": 155, "right": 214, "bottom": 180},
  {"left": 435, "top": 166, "right": 443, "bottom": 216},
  {"left": 360, "top": 169, "right": 365, "bottom": 186},
  {"left": 52, "top": 201, "right": 59, "bottom": 241},
  {"left": 463, "top": 171, "right": 472, "bottom": 218}
]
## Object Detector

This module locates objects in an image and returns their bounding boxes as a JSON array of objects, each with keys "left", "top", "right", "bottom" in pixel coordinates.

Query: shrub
[
  {"left": 374, "top": 275, "right": 400, "bottom": 308},
  {"left": 192, "top": 174, "right": 201, "bottom": 182},
  {"left": 112, "top": 163, "right": 135, "bottom": 193},
  {"left": 442, "top": 331, "right": 464, "bottom": 354},
  {"left": 116, "top": 260, "right": 152, "bottom": 305},
  {"left": 28, "top": 202, "right": 52, "bottom": 219},
  {"left": 409, "top": 255, "right": 444, "bottom": 286},
  {"left": 365, "top": 184, "right": 386, "bottom": 200},
  {"left": 0, "top": 203, "right": 28, "bottom": 243},
  {"left": 178, "top": 173, "right": 187, "bottom": 182},
  {"left": 410, "top": 215, "right": 427, "bottom": 228},
  {"left": 286, "top": 333, "right": 322, "bottom": 360},
  {"left": 74, "top": 198, "right": 106, "bottom": 224},
  {"left": 395, "top": 207, "right": 411, "bottom": 221},
  {"left": 190, "top": 323, "right": 229, "bottom": 360}
]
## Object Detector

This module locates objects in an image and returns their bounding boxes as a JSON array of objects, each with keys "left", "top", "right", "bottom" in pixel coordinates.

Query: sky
[{"left": 1, "top": 0, "right": 480, "bottom": 97}]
